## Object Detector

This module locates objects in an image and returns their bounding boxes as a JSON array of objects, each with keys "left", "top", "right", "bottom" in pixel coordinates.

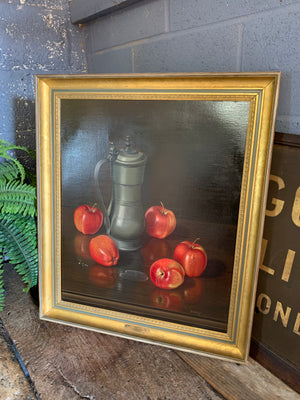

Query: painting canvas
[{"left": 36, "top": 73, "right": 280, "bottom": 362}]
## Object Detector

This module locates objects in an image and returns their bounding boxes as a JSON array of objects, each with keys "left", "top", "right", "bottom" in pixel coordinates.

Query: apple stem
[
  {"left": 158, "top": 269, "right": 165, "bottom": 278},
  {"left": 92, "top": 202, "right": 98, "bottom": 209},
  {"left": 160, "top": 201, "right": 167, "bottom": 215},
  {"left": 191, "top": 238, "right": 200, "bottom": 248}
]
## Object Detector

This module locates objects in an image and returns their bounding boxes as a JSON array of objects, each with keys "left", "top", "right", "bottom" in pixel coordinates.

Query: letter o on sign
[{"left": 256, "top": 293, "right": 271, "bottom": 315}]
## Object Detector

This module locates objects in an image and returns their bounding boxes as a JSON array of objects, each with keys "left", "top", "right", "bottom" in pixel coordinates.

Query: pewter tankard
[{"left": 94, "top": 136, "right": 147, "bottom": 251}]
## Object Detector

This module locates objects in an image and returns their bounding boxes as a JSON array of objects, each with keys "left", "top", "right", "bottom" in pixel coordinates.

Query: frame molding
[{"left": 36, "top": 72, "right": 280, "bottom": 362}]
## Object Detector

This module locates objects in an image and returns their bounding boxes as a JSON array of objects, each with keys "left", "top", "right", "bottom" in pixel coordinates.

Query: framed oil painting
[{"left": 36, "top": 73, "right": 280, "bottom": 362}]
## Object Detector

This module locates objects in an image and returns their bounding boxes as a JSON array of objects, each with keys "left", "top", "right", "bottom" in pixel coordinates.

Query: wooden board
[
  {"left": 1, "top": 266, "right": 299, "bottom": 400},
  {"left": 177, "top": 352, "right": 299, "bottom": 400}
]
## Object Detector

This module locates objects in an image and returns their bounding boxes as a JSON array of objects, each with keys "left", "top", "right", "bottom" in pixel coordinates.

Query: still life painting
[{"left": 36, "top": 73, "right": 280, "bottom": 362}]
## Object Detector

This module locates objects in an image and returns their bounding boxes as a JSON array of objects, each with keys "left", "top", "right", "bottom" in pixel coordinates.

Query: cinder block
[
  {"left": 0, "top": 71, "right": 35, "bottom": 138},
  {"left": 6, "top": 0, "right": 65, "bottom": 9},
  {"left": 170, "top": 0, "right": 300, "bottom": 31},
  {"left": 0, "top": 2, "right": 86, "bottom": 140},
  {"left": 86, "top": 0, "right": 166, "bottom": 53},
  {"left": 276, "top": 72, "right": 300, "bottom": 117},
  {"left": 88, "top": 48, "right": 132, "bottom": 73},
  {"left": 276, "top": 115, "right": 300, "bottom": 135},
  {"left": 242, "top": 7, "right": 300, "bottom": 120},
  {"left": 133, "top": 24, "right": 241, "bottom": 73}
]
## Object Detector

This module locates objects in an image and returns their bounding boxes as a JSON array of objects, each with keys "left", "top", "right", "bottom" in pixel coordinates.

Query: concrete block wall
[
  {"left": 75, "top": 0, "right": 300, "bottom": 135},
  {"left": 0, "top": 0, "right": 86, "bottom": 156}
]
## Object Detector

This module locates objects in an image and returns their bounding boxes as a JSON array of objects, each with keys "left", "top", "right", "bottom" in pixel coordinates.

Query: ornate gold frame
[{"left": 36, "top": 73, "right": 280, "bottom": 362}]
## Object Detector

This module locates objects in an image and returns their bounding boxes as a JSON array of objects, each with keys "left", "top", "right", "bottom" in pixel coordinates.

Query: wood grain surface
[
  {"left": 0, "top": 319, "right": 37, "bottom": 400},
  {"left": 1, "top": 266, "right": 222, "bottom": 400},
  {"left": 177, "top": 352, "right": 299, "bottom": 400},
  {"left": 1, "top": 266, "right": 299, "bottom": 400}
]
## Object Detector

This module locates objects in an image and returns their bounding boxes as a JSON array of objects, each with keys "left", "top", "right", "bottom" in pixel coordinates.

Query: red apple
[
  {"left": 74, "top": 204, "right": 103, "bottom": 235},
  {"left": 174, "top": 239, "right": 207, "bottom": 277},
  {"left": 145, "top": 202, "right": 176, "bottom": 239},
  {"left": 89, "top": 264, "right": 118, "bottom": 288},
  {"left": 150, "top": 258, "right": 185, "bottom": 289},
  {"left": 89, "top": 235, "right": 119, "bottom": 266}
]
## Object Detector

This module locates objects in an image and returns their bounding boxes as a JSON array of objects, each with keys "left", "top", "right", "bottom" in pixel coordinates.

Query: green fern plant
[{"left": 0, "top": 139, "right": 38, "bottom": 311}]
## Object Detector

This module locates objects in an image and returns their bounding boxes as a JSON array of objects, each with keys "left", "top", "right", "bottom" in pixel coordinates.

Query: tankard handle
[
  {"left": 94, "top": 142, "right": 118, "bottom": 234},
  {"left": 94, "top": 158, "right": 111, "bottom": 234}
]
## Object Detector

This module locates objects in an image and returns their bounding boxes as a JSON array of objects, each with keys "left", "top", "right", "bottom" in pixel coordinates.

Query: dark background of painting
[{"left": 60, "top": 98, "right": 249, "bottom": 226}]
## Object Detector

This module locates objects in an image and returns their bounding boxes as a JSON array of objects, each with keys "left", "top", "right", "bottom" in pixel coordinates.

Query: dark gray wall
[
  {"left": 0, "top": 0, "right": 86, "bottom": 157},
  {"left": 73, "top": 0, "right": 300, "bottom": 135}
]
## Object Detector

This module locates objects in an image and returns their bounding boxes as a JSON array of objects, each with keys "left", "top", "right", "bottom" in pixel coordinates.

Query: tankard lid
[{"left": 116, "top": 136, "right": 147, "bottom": 166}]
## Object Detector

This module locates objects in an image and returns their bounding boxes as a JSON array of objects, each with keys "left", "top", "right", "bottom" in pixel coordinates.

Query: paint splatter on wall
[{"left": 0, "top": 0, "right": 86, "bottom": 165}]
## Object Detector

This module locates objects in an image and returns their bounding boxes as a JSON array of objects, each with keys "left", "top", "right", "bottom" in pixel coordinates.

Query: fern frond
[
  {"left": 0, "top": 180, "right": 36, "bottom": 217},
  {"left": 0, "top": 161, "right": 20, "bottom": 182},
  {"left": 0, "top": 139, "right": 30, "bottom": 155},
  {"left": 0, "top": 214, "right": 38, "bottom": 290},
  {"left": 0, "top": 139, "right": 28, "bottom": 182}
]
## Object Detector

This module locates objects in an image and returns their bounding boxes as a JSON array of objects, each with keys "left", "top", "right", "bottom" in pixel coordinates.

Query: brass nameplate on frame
[{"left": 36, "top": 73, "right": 280, "bottom": 362}]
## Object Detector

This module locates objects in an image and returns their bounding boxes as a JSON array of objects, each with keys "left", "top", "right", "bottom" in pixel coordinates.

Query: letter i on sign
[{"left": 260, "top": 239, "right": 296, "bottom": 283}]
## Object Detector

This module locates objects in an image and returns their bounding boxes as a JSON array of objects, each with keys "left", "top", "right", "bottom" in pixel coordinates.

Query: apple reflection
[
  {"left": 89, "top": 264, "right": 119, "bottom": 289},
  {"left": 74, "top": 233, "right": 93, "bottom": 261},
  {"left": 151, "top": 289, "right": 183, "bottom": 311}
]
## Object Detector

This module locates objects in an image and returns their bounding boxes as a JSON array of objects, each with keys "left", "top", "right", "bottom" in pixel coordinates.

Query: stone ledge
[{"left": 70, "top": 0, "right": 143, "bottom": 24}]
